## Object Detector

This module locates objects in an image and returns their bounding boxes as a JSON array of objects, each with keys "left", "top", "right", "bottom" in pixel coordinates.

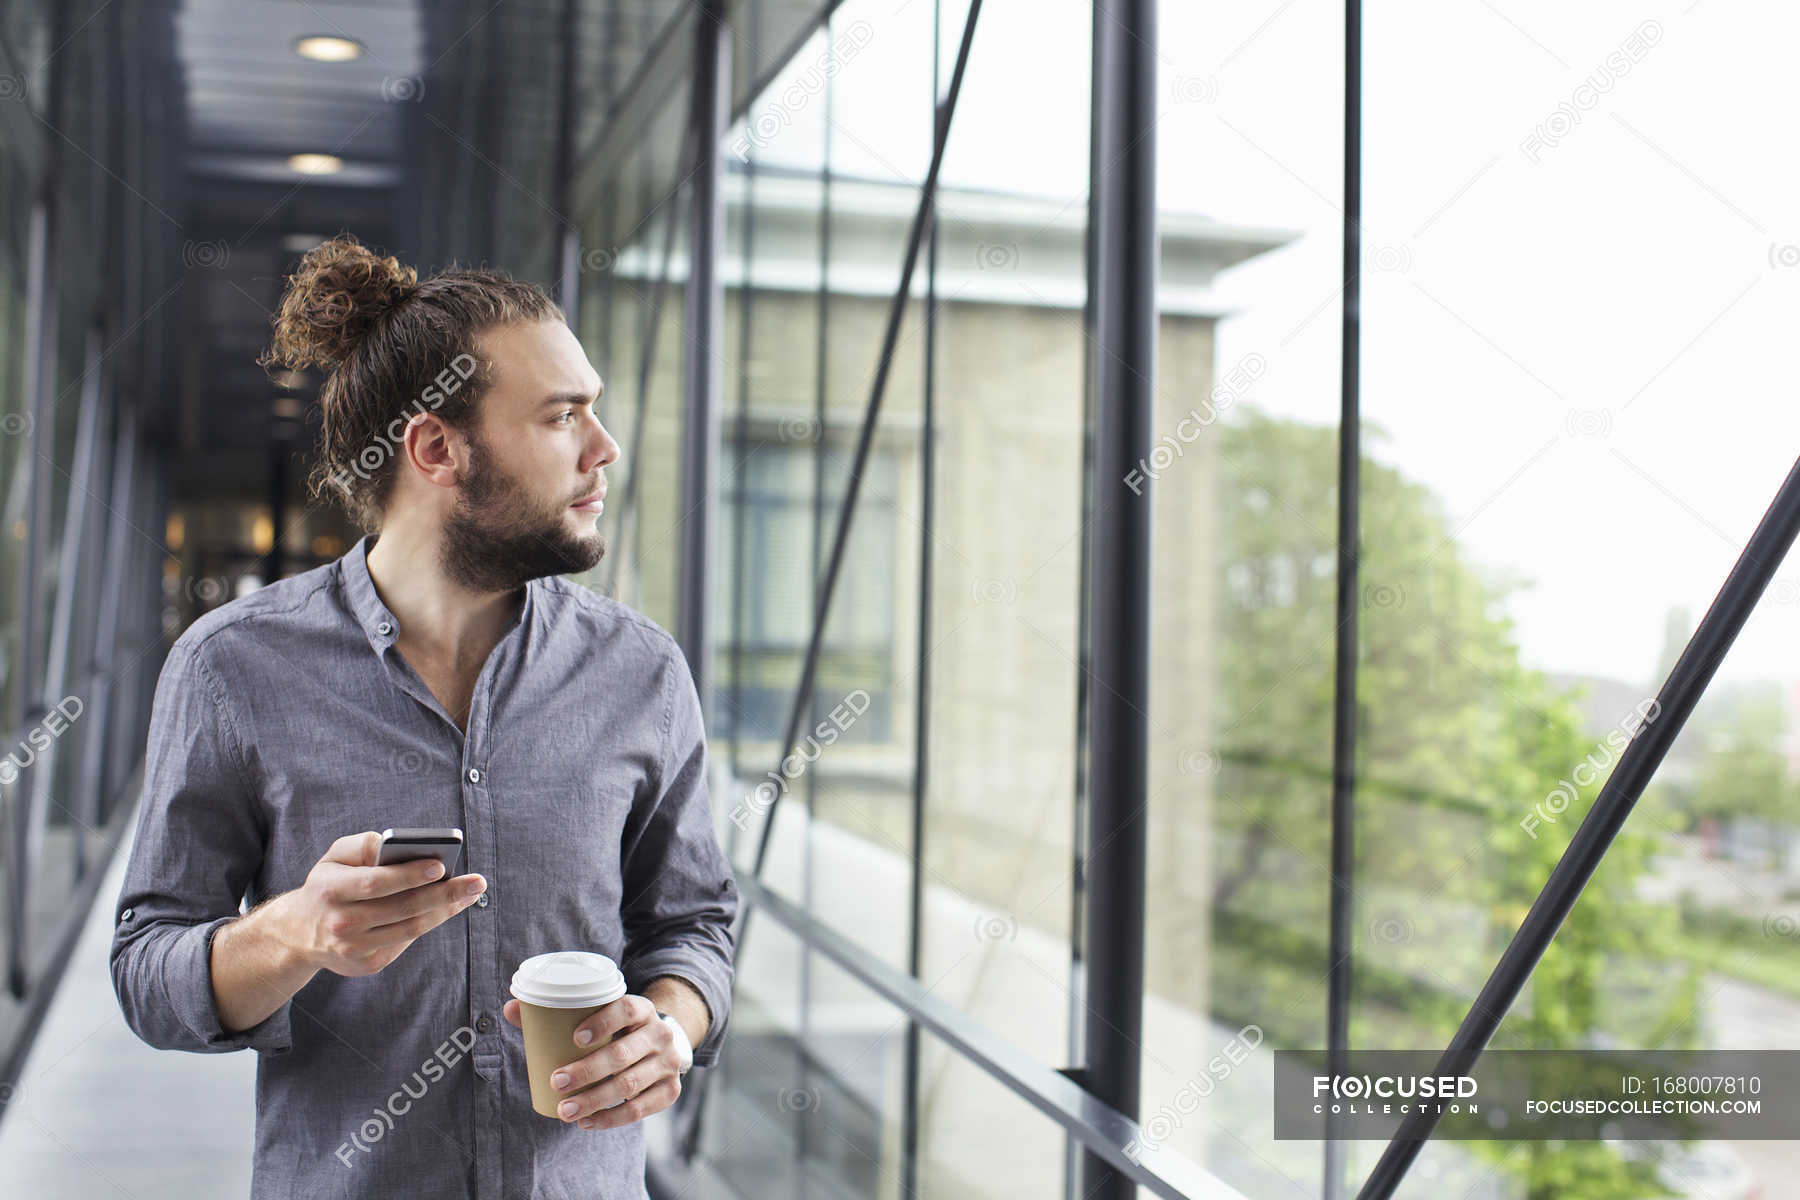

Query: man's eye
[{"left": 556, "top": 409, "right": 576, "bottom": 425}]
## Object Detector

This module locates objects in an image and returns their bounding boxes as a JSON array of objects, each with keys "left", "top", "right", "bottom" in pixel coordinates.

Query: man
[{"left": 109, "top": 236, "right": 738, "bottom": 1199}]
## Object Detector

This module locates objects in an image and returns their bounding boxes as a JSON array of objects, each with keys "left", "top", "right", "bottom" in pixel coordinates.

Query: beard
[{"left": 440, "top": 430, "right": 606, "bottom": 593}]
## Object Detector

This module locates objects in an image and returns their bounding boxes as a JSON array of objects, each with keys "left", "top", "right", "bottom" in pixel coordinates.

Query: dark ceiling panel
[{"left": 165, "top": 0, "right": 836, "bottom": 479}]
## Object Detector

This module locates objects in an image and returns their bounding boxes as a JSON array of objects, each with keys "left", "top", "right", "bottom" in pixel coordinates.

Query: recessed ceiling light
[
  {"left": 294, "top": 35, "right": 363, "bottom": 62},
  {"left": 287, "top": 153, "right": 343, "bottom": 176}
]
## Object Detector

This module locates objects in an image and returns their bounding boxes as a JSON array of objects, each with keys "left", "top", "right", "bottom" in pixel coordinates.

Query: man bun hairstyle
[{"left": 259, "top": 233, "right": 563, "bottom": 531}]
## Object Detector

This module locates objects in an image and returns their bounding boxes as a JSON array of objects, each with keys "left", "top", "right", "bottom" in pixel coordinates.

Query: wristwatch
[{"left": 656, "top": 1011, "right": 694, "bottom": 1075}]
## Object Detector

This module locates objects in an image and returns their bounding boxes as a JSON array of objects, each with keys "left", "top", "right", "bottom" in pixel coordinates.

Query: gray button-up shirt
[{"left": 109, "top": 533, "right": 738, "bottom": 1200}]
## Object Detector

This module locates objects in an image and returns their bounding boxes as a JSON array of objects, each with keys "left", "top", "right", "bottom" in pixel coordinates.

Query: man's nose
[{"left": 590, "top": 421, "right": 621, "bottom": 468}]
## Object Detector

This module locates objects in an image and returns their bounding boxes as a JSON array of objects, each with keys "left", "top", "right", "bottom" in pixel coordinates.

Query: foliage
[{"left": 1212, "top": 410, "right": 1693, "bottom": 1198}]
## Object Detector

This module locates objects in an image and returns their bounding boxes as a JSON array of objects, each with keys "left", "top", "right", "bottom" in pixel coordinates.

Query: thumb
[
  {"left": 322, "top": 831, "right": 382, "bottom": 868},
  {"left": 502, "top": 998, "right": 522, "bottom": 1028}
]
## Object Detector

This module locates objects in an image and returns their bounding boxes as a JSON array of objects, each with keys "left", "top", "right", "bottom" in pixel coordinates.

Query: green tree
[
  {"left": 1211, "top": 410, "right": 1692, "bottom": 1198},
  {"left": 1687, "top": 689, "right": 1788, "bottom": 860}
]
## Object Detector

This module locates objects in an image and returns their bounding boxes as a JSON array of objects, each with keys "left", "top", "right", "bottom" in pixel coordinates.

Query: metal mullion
[
  {"left": 656, "top": 1, "right": 731, "bottom": 1168},
  {"left": 1077, "top": 0, "right": 1157, "bottom": 1196},
  {"left": 7, "top": 183, "right": 59, "bottom": 1003},
  {"left": 667, "top": 12, "right": 763, "bottom": 1160},
  {"left": 677, "top": 0, "right": 730, "bottom": 720},
  {"left": 79, "top": 400, "right": 135, "bottom": 849},
  {"left": 109, "top": 429, "right": 154, "bottom": 812},
  {"left": 747, "top": 0, "right": 986, "bottom": 885},
  {"left": 902, "top": 5, "right": 944, "bottom": 1196},
  {"left": 603, "top": 129, "right": 697, "bottom": 605},
  {"left": 1355, "top": 455, "right": 1800, "bottom": 1198},
  {"left": 73, "top": 0, "right": 127, "bottom": 860},
  {"left": 1066, "top": 3, "right": 1105, "bottom": 1194},
  {"left": 796, "top": 10, "right": 833, "bottom": 1181},
  {"left": 554, "top": 0, "right": 582, "bottom": 325},
  {"left": 28, "top": 325, "right": 104, "bottom": 889},
  {"left": 1324, "top": 0, "right": 1364, "bottom": 1194},
  {"left": 679, "top": 0, "right": 986, "bottom": 1162},
  {"left": 68, "top": 351, "right": 113, "bottom": 882},
  {"left": 470, "top": 0, "right": 503, "bottom": 265},
  {"left": 725, "top": 44, "right": 759, "bottom": 790},
  {"left": 121, "top": 0, "right": 145, "bottom": 393},
  {"left": 604, "top": 0, "right": 622, "bottom": 128},
  {"left": 452, "top": 0, "right": 485, "bottom": 264}
]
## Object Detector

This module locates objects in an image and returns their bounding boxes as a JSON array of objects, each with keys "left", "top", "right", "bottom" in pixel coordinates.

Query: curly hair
[{"left": 259, "top": 234, "right": 563, "bottom": 531}]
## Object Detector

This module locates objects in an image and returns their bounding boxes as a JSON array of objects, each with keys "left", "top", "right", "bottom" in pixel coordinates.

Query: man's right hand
[{"left": 273, "top": 831, "right": 487, "bottom": 978}]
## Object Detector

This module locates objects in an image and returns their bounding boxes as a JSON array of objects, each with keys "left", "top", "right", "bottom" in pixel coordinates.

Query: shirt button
[
  {"left": 377, "top": 621, "right": 393, "bottom": 636},
  {"left": 476, "top": 1015, "right": 493, "bottom": 1033},
  {"left": 119, "top": 907, "right": 133, "bottom": 923},
  {"left": 475, "top": 892, "right": 489, "bottom": 907},
  {"left": 467, "top": 768, "right": 481, "bottom": 784}
]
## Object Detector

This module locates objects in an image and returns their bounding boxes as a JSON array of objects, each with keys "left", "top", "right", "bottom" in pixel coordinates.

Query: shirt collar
[{"left": 340, "top": 532, "right": 536, "bottom": 657}]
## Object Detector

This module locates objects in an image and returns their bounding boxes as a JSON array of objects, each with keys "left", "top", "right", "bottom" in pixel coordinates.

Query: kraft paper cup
[{"left": 511, "top": 951, "right": 629, "bottom": 1118}]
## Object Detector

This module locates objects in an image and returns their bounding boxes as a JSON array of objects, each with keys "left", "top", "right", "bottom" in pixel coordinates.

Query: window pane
[{"left": 1346, "top": 5, "right": 1800, "bottom": 1196}]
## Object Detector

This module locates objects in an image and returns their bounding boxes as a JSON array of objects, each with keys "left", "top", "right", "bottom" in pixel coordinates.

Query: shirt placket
[
  {"left": 369, "top": 605, "right": 518, "bottom": 1200},
  {"left": 461, "top": 660, "right": 506, "bottom": 1200}
]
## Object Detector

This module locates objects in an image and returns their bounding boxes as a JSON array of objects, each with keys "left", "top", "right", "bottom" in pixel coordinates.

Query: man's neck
[{"left": 364, "top": 524, "right": 525, "bottom": 668}]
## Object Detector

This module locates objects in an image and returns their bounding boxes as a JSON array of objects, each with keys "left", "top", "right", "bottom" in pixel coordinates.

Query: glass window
[{"left": 716, "top": 431, "right": 899, "bottom": 746}]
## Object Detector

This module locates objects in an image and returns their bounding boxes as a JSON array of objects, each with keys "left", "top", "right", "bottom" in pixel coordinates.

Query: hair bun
[{"left": 262, "top": 234, "right": 419, "bottom": 372}]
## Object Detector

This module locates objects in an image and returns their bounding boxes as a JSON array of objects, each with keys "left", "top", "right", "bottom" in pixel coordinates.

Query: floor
[{"left": 0, "top": 813, "right": 256, "bottom": 1197}]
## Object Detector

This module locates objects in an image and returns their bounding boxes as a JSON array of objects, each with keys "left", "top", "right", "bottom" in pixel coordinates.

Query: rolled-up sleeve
[
  {"left": 109, "top": 635, "right": 293, "bottom": 1055},
  {"left": 618, "top": 646, "right": 739, "bottom": 1069}
]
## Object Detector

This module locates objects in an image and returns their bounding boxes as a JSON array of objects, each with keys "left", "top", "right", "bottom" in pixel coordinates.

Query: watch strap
[{"left": 656, "top": 1010, "right": 694, "bottom": 1075}]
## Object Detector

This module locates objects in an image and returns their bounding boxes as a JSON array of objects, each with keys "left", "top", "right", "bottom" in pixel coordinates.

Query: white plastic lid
[{"left": 509, "top": 951, "right": 628, "bottom": 1008}]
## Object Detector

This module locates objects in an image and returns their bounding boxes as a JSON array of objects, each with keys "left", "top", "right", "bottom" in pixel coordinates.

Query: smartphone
[{"left": 376, "top": 827, "right": 465, "bottom": 878}]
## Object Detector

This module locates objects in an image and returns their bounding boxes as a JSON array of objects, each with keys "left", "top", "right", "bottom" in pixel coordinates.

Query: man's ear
[{"left": 403, "top": 414, "right": 468, "bottom": 490}]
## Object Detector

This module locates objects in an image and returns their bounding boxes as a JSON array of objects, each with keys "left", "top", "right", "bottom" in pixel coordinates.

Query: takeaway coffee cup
[{"left": 510, "top": 951, "right": 630, "bottom": 1118}]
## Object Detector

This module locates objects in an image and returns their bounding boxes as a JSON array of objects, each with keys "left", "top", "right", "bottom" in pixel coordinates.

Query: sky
[{"left": 749, "top": 0, "right": 1800, "bottom": 700}]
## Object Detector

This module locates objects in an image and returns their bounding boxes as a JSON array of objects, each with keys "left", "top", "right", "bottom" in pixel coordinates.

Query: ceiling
[
  {"left": 175, "top": 0, "right": 421, "bottom": 181},
  {"left": 166, "top": 0, "right": 689, "bottom": 491},
  {"left": 164, "top": 0, "right": 831, "bottom": 496}
]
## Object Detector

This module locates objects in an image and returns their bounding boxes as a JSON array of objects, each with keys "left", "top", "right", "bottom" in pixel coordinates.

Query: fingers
[
  {"left": 326, "top": 859, "right": 462, "bottom": 904},
  {"left": 502, "top": 999, "right": 522, "bottom": 1028},
  {"left": 577, "top": 1076, "right": 679, "bottom": 1132},
  {"left": 356, "top": 876, "right": 487, "bottom": 949},
  {"left": 550, "top": 1024, "right": 660, "bottom": 1116},
  {"left": 572, "top": 993, "right": 654, "bottom": 1049},
  {"left": 361, "top": 873, "right": 484, "bottom": 928}
]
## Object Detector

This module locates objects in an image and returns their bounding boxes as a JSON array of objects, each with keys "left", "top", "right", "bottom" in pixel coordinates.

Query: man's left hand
[{"left": 500, "top": 993, "right": 685, "bottom": 1130}]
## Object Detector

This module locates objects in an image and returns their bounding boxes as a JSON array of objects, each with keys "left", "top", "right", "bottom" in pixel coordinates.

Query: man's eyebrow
[{"left": 540, "top": 388, "right": 601, "bottom": 408}]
